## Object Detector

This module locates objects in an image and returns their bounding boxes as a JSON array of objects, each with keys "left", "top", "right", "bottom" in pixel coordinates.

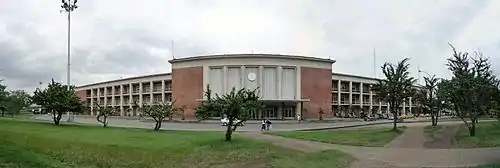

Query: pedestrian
[
  {"left": 266, "top": 119, "right": 272, "bottom": 131},
  {"left": 261, "top": 119, "right": 266, "bottom": 131}
]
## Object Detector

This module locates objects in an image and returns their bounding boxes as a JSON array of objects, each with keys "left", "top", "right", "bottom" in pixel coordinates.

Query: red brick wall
[
  {"left": 301, "top": 67, "right": 332, "bottom": 119},
  {"left": 171, "top": 66, "right": 203, "bottom": 118},
  {"left": 75, "top": 90, "right": 87, "bottom": 102}
]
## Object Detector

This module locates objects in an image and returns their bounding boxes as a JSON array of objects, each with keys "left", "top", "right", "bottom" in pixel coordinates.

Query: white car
[{"left": 220, "top": 118, "right": 244, "bottom": 126}]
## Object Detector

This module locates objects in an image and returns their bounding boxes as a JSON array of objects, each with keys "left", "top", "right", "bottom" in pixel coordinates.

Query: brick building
[{"left": 75, "top": 54, "right": 418, "bottom": 120}]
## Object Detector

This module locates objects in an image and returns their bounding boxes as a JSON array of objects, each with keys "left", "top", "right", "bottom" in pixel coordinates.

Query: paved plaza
[{"left": 34, "top": 115, "right": 396, "bottom": 131}]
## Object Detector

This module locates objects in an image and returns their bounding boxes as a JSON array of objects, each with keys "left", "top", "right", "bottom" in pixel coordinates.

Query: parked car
[{"left": 220, "top": 118, "right": 244, "bottom": 126}]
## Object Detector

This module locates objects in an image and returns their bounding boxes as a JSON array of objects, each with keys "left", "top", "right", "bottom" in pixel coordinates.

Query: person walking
[
  {"left": 265, "top": 119, "right": 272, "bottom": 131},
  {"left": 261, "top": 119, "right": 267, "bottom": 131}
]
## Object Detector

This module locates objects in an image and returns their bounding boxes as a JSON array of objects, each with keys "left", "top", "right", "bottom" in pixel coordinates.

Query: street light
[
  {"left": 61, "top": 0, "right": 78, "bottom": 121},
  {"left": 60, "top": 0, "right": 78, "bottom": 90}
]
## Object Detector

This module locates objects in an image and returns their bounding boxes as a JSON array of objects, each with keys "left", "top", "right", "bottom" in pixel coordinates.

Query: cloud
[{"left": 0, "top": 0, "right": 499, "bottom": 92}]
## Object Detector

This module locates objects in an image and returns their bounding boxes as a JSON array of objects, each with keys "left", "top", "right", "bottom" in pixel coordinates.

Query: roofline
[
  {"left": 168, "top": 54, "right": 336, "bottom": 64},
  {"left": 332, "top": 72, "right": 382, "bottom": 81},
  {"left": 76, "top": 72, "right": 171, "bottom": 89}
]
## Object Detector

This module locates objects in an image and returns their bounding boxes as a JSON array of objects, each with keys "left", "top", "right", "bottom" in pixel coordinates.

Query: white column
[
  {"left": 348, "top": 81, "right": 353, "bottom": 104},
  {"left": 129, "top": 83, "right": 133, "bottom": 116},
  {"left": 409, "top": 97, "right": 412, "bottom": 114},
  {"left": 359, "top": 83, "right": 363, "bottom": 107},
  {"left": 161, "top": 80, "right": 165, "bottom": 102},
  {"left": 139, "top": 83, "right": 143, "bottom": 107},
  {"left": 120, "top": 85, "right": 124, "bottom": 116},
  {"left": 90, "top": 89, "right": 94, "bottom": 115},
  {"left": 277, "top": 66, "right": 282, "bottom": 99},
  {"left": 150, "top": 81, "right": 153, "bottom": 104},
  {"left": 337, "top": 80, "right": 341, "bottom": 103},
  {"left": 369, "top": 88, "right": 373, "bottom": 112},
  {"left": 103, "top": 87, "right": 107, "bottom": 107},
  {"left": 223, "top": 66, "right": 228, "bottom": 93},
  {"left": 258, "top": 65, "right": 264, "bottom": 98},
  {"left": 403, "top": 99, "right": 406, "bottom": 115},
  {"left": 111, "top": 86, "right": 116, "bottom": 106}
]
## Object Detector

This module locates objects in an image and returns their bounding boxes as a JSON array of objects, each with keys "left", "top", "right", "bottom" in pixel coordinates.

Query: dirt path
[
  {"left": 239, "top": 132, "right": 500, "bottom": 168},
  {"left": 425, "top": 125, "right": 461, "bottom": 149},
  {"left": 385, "top": 127, "right": 425, "bottom": 148}
]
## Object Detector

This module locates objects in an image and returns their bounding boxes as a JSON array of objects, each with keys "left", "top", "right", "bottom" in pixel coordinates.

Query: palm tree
[{"left": 372, "top": 58, "right": 416, "bottom": 131}]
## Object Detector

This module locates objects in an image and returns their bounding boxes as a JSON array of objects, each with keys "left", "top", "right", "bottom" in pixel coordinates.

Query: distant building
[{"left": 75, "top": 54, "right": 419, "bottom": 120}]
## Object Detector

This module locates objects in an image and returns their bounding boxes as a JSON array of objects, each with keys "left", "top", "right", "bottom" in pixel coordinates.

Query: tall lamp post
[
  {"left": 61, "top": 0, "right": 78, "bottom": 90},
  {"left": 61, "top": 0, "right": 78, "bottom": 121}
]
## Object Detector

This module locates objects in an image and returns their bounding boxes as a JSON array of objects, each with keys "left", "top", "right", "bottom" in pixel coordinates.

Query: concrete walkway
[
  {"left": 385, "top": 127, "right": 425, "bottom": 148},
  {"left": 240, "top": 132, "right": 500, "bottom": 168}
]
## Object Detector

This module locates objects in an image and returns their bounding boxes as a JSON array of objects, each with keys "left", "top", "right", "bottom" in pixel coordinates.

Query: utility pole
[
  {"left": 61, "top": 0, "right": 78, "bottom": 90},
  {"left": 61, "top": 0, "right": 78, "bottom": 122},
  {"left": 373, "top": 47, "right": 377, "bottom": 78},
  {"left": 171, "top": 40, "right": 175, "bottom": 59}
]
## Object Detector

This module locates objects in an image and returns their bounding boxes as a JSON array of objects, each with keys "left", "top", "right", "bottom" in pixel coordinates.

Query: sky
[{"left": 0, "top": 0, "right": 499, "bottom": 92}]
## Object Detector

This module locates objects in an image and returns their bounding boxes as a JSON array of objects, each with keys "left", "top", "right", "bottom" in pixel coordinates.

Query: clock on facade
[{"left": 247, "top": 72, "right": 257, "bottom": 81}]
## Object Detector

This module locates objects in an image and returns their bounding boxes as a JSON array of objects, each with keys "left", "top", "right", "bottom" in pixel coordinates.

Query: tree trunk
[
  {"left": 53, "top": 112, "right": 61, "bottom": 125},
  {"left": 431, "top": 114, "right": 436, "bottom": 126},
  {"left": 225, "top": 120, "right": 233, "bottom": 141},
  {"left": 103, "top": 117, "right": 107, "bottom": 127},
  {"left": 468, "top": 122, "right": 476, "bottom": 137},
  {"left": 435, "top": 113, "right": 439, "bottom": 126},
  {"left": 1, "top": 111, "right": 4, "bottom": 117},
  {"left": 393, "top": 115, "right": 397, "bottom": 130},
  {"left": 154, "top": 121, "right": 162, "bottom": 131}
]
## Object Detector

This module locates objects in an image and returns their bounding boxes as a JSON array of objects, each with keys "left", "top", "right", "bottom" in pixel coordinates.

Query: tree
[
  {"left": 0, "top": 81, "right": 8, "bottom": 117},
  {"left": 440, "top": 44, "right": 499, "bottom": 136},
  {"left": 415, "top": 75, "right": 442, "bottom": 126},
  {"left": 3, "top": 90, "right": 33, "bottom": 116},
  {"left": 32, "top": 79, "right": 85, "bottom": 125},
  {"left": 372, "top": 58, "right": 416, "bottom": 131},
  {"left": 9, "top": 90, "right": 32, "bottom": 108},
  {"left": 94, "top": 104, "right": 115, "bottom": 127},
  {"left": 140, "top": 101, "right": 186, "bottom": 131},
  {"left": 195, "top": 85, "right": 264, "bottom": 141}
]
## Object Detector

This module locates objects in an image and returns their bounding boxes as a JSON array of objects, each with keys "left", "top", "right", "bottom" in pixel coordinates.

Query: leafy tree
[
  {"left": 0, "top": 81, "right": 8, "bottom": 117},
  {"left": 372, "top": 58, "right": 416, "bottom": 131},
  {"left": 441, "top": 44, "right": 499, "bottom": 136},
  {"left": 9, "top": 90, "right": 32, "bottom": 108},
  {"left": 440, "top": 45, "right": 499, "bottom": 136},
  {"left": 415, "top": 75, "right": 442, "bottom": 126},
  {"left": 196, "top": 85, "right": 264, "bottom": 141},
  {"left": 2, "top": 90, "right": 32, "bottom": 116},
  {"left": 94, "top": 104, "right": 116, "bottom": 127},
  {"left": 32, "top": 79, "right": 85, "bottom": 125},
  {"left": 139, "top": 101, "right": 185, "bottom": 131}
]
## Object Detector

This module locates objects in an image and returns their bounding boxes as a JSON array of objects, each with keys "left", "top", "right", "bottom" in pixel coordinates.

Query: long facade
[{"left": 75, "top": 54, "right": 418, "bottom": 119}]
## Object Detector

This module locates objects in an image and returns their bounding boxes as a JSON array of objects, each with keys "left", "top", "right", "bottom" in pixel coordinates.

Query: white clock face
[{"left": 248, "top": 72, "right": 257, "bottom": 81}]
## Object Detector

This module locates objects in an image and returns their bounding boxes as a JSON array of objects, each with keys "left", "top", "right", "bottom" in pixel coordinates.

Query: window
[
  {"left": 263, "top": 107, "right": 278, "bottom": 118},
  {"left": 282, "top": 107, "right": 296, "bottom": 118}
]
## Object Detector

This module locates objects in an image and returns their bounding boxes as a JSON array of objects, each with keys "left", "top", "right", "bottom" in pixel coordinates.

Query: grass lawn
[
  {"left": 476, "top": 163, "right": 500, "bottom": 168},
  {"left": 269, "top": 126, "right": 406, "bottom": 147},
  {"left": 0, "top": 119, "right": 354, "bottom": 168},
  {"left": 455, "top": 121, "right": 500, "bottom": 148}
]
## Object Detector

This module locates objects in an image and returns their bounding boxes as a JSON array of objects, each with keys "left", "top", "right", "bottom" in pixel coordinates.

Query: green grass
[
  {"left": 475, "top": 163, "right": 500, "bottom": 168},
  {"left": 269, "top": 127, "right": 406, "bottom": 147},
  {"left": 0, "top": 119, "right": 354, "bottom": 168},
  {"left": 455, "top": 121, "right": 500, "bottom": 148}
]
